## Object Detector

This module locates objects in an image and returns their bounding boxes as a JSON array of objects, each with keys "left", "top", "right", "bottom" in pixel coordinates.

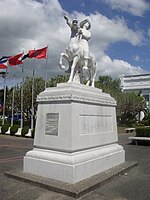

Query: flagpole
[
  {"left": 30, "top": 48, "right": 36, "bottom": 131},
  {"left": 44, "top": 46, "right": 48, "bottom": 89},
  {"left": 2, "top": 69, "right": 7, "bottom": 125},
  {"left": 27, "top": 46, "right": 47, "bottom": 130},
  {"left": 31, "top": 69, "right": 34, "bottom": 130},
  {"left": 11, "top": 74, "right": 15, "bottom": 126},
  {"left": 20, "top": 64, "right": 24, "bottom": 128}
]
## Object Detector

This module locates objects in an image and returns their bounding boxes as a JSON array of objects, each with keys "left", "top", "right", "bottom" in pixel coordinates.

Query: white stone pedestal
[
  {"left": 24, "top": 83, "right": 125, "bottom": 184},
  {"left": 15, "top": 128, "right": 22, "bottom": 136}
]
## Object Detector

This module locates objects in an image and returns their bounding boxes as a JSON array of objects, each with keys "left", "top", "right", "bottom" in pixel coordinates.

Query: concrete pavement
[{"left": 0, "top": 133, "right": 149, "bottom": 200}]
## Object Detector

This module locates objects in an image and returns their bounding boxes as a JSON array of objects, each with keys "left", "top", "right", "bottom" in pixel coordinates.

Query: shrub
[
  {"left": 10, "top": 124, "right": 19, "bottom": 136},
  {"left": 21, "top": 126, "right": 29, "bottom": 137},
  {"left": 0, "top": 119, "right": 2, "bottom": 126},
  {"left": 136, "top": 127, "right": 150, "bottom": 137},
  {"left": 0, "top": 119, "right": 8, "bottom": 126},
  {"left": 141, "top": 119, "right": 150, "bottom": 126},
  {"left": 1, "top": 123, "right": 10, "bottom": 134},
  {"left": 31, "top": 128, "right": 35, "bottom": 138},
  {"left": 134, "top": 123, "right": 145, "bottom": 128},
  {"left": 141, "top": 113, "right": 150, "bottom": 126}
]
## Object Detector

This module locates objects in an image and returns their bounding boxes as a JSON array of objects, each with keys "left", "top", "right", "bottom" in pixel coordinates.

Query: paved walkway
[{"left": 0, "top": 133, "right": 149, "bottom": 200}]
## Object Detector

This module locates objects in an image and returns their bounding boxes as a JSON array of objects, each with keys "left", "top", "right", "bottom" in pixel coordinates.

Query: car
[{"left": 8, "top": 113, "right": 22, "bottom": 121}]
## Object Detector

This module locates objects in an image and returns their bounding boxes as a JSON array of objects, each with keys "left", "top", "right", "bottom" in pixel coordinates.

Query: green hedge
[
  {"left": 1, "top": 123, "right": 10, "bottom": 134},
  {"left": 31, "top": 128, "right": 35, "bottom": 138},
  {"left": 10, "top": 124, "right": 20, "bottom": 136},
  {"left": 21, "top": 126, "right": 29, "bottom": 137},
  {"left": 136, "top": 127, "right": 150, "bottom": 137},
  {"left": 0, "top": 119, "right": 2, "bottom": 126}
]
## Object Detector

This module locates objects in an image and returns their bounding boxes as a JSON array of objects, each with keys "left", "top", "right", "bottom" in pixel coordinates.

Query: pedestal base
[
  {"left": 24, "top": 83, "right": 125, "bottom": 184},
  {"left": 24, "top": 144, "right": 124, "bottom": 184}
]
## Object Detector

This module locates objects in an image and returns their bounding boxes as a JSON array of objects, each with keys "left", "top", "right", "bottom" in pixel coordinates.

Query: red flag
[
  {"left": 28, "top": 46, "right": 48, "bottom": 59},
  {"left": 8, "top": 52, "right": 24, "bottom": 66},
  {"left": 0, "top": 64, "right": 7, "bottom": 69}
]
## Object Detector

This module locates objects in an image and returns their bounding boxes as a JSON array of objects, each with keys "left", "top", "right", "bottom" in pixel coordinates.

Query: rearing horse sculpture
[{"left": 59, "top": 15, "right": 96, "bottom": 87}]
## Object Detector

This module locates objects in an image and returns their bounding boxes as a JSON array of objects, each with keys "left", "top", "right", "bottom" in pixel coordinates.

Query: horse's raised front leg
[{"left": 68, "top": 56, "right": 79, "bottom": 83}]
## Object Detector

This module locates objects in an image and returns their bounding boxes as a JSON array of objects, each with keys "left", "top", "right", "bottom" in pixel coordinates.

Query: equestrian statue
[{"left": 59, "top": 14, "right": 96, "bottom": 87}]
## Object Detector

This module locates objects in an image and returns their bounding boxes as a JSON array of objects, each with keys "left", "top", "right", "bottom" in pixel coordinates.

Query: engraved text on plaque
[{"left": 45, "top": 113, "right": 59, "bottom": 136}]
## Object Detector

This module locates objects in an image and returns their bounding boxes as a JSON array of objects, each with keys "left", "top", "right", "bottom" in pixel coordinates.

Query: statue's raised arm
[
  {"left": 63, "top": 14, "right": 80, "bottom": 38},
  {"left": 64, "top": 14, "right": 72, "bottom": 28}
]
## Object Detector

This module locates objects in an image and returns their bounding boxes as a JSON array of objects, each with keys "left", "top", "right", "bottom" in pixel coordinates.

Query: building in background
[{"left": 120, "top": 73, "right": 150, "bottom": 113}]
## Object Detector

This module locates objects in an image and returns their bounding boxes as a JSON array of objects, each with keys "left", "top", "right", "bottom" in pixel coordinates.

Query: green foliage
[
  {"left": 31, "top": 128, "right": 35, "bottom": 138},
  {"left": 47, "top": 75, "right": 69, "bottom": 87},
  {"left": 5, "top": 75, "right": 146, "bottom": 128},
  {"left": 135, "top": 123, "right": 145, "bottom": 127},
  {"left": 141, "top": 113, "right": 150, "bottom": 126},
  {"left": 115, "top": 91, "right": 145, "bottom": 125},
  {"left": 95, "top": 76, "right": 146, "bottom": 126},
  {"left": 6, "top": 77, "right": 45, "bottom": 128},
  {"left": 0, "top": 89, "right": 4, "bottom": 99},
  {"left": 6, "top": 75, "right": 68, "bottom": 129},
  {"left": 95, "top": 75, "right": 121, "bottom": 95},
  {"left": 1, "top": 123, "right": 10, "bottom": 134},
  {"left": 98, "top": 76, "right": 113, "bottom": 84},
  {"left": 10, "top": 124, "right": 19, "bottom": 136},
  {"left": 21, "top": 126, "right": 29, "bottom": 137},
  {"left": 0, "top": 119, "right": 8, "bottom": 126},
  {"left": 136, "top": 127, "right": 150, "bottom": 137}
]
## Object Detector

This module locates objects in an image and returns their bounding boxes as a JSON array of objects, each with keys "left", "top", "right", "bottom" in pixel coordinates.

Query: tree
[
  {"left": 116, "top": 92, "right": 146, "bottom": 125},
  {"left": 6, "top": 75, "right": 69, "bottom": 126},
  {"left": 98, "top": 75, "right": 113, "bottom": 84},
  {"left": 95, "top": 75, "right": 121, "bottom": 95},
  {"left": 95, "top": 76, "right": 146, "bottom": 126},
  {"left": 47, "top": 75, "right": 69, "bottom": 87},
  {"left": 6, "top": 75, "right": 146, "bottom": 127},
  {"left": 6, "top": 77, "right": 45, "bottom": 126}
]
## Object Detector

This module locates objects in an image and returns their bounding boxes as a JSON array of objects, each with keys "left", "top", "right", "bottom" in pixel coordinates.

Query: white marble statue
[
  {"left": 59, "top": 14, "right": 96, "bottom": 87},
  {"left": 79, "top": 19, "right": 91, "bottom": 70}
]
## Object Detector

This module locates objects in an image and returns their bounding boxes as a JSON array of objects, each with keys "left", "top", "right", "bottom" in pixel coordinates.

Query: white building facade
[{"left": 120, "top": 74, "right": 150, "bottom": 112}]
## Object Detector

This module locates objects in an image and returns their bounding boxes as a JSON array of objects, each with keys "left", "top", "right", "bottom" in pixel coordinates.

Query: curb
[{"left": 5, "top": 161, "right": 138, "bottom": 199}]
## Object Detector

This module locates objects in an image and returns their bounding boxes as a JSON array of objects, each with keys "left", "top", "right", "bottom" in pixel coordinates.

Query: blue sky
[
  {"left": 0, "top": 0, "right": 150, "bottom": 88},
  {"left": 59, "top": 0, "right": 150, "bottom": 73}
]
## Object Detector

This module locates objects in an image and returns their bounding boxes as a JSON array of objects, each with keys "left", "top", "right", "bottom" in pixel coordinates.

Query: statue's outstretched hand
[{"left": 64, "top": 14, "right": 68, "bottom": 21}]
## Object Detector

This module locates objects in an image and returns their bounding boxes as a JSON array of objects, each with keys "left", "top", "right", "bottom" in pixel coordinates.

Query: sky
[{"left": 0, "top": 0, "right": 150, "bottom": 88}]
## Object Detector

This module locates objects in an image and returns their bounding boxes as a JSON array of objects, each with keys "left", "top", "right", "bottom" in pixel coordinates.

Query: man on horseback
[
  {"left": 64, "top": 14, "right": 82, "bottom": 60},
  {"left": 59, "top": 14, "right": 96, "bottom": 86},
  {"left": 64, "top": 14, "right": 91, "bottom": 69}
]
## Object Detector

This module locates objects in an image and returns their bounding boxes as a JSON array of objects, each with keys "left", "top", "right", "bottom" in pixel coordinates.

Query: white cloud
[
  {"left": 133, "top": 55, "right": 140, "bottom": 62},
  {"left": 97, "top": 54, "right": 144, "bottom": 77},
  {"left": 103, "top": 0, "right": 150, "bottom": 16},
  {"left": 0, "top": 0, "right": 146, "bottom": 87},
  {"left": 89, "top": 13, "right": 143, "bottom": 48}
]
